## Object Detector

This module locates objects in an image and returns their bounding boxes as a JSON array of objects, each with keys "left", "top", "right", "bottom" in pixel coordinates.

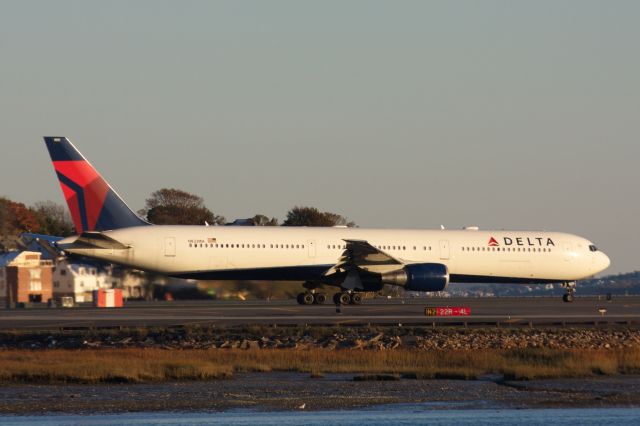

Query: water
[{"left": 2, "top": 406, "right": 640, "bottom": 426}]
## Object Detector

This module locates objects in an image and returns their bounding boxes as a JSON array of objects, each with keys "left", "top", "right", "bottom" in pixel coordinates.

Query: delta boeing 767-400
[{"left": 36, "top": 137, "right": 610, "bottom": 304}]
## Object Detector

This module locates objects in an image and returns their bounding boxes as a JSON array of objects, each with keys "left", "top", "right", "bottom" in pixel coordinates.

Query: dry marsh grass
[{"left": 1, "top": 347, "right": 639, "bottom": 384}]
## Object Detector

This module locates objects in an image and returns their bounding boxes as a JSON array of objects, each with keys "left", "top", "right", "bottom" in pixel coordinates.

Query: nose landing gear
[{"left": 562, "top": 282, "right": 576, "bottom": 303}]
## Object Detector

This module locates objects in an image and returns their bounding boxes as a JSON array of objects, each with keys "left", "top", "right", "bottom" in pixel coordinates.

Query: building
[
  {"left": 52, "top": 261, "right": 148, "bottom": 302},
  {"left": 0, "top": 251, "right": 53, "bottom": 306},
  {"left": 52, "top": 260, "right": 114, "bottom": 303},
  {"left": 120, "top": 270, "right": 147, "bottom": 300}
]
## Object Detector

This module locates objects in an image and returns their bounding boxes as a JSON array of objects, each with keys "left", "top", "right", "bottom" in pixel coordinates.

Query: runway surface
[{"left": 1, "top": 296, "right": 639, "bottom": 329}]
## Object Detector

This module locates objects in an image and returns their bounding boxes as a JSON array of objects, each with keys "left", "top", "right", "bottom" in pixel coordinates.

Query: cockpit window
[{"left": 589, "top": 245, "right": 598, "bottom": 252}]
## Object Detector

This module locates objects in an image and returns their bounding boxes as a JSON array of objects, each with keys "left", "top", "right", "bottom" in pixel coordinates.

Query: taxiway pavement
[{"left": 1, "top": 296, "right": 638, "bottom": 330}]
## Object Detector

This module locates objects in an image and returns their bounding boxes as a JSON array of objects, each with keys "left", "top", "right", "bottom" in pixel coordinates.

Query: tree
[
  {"left": 250, "top": 214, "right": 279, "bottom": 226},
  {"left": 139, "top": 188, "right": 225, "bottom": 225},
  {"left": 0, "top": 197, "right": 41, "bottom": 250},
  {"left": 32, "top": 201, "right": 75, "bottom": 237},
  {"left": 0, "top": 198, "right": 9, "bottom": 238},
  {"left": 282, "top": 206, "right": 355, "bottom": 227},
  {"left": 0, "top": 198, "right": 40, "bottom": 234}
]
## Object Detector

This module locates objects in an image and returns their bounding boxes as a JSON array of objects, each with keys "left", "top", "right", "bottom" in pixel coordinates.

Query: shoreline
[{"left": 2, "top": 325, "right": 640, "bottom": 414}]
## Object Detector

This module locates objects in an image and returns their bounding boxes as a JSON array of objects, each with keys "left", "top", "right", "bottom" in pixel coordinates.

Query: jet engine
[{"left": 381, "top": 263, "right": 449, "bottom": 292}]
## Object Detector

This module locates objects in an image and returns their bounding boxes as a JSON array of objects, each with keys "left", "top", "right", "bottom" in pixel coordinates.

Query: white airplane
[{"left": 43, "top": 137, "right": 610, "bottom": 304}]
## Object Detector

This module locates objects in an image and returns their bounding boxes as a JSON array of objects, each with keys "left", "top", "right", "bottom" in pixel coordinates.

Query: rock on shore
[{"left": 1, "top": 326, "right": 639, "bottom": 351}]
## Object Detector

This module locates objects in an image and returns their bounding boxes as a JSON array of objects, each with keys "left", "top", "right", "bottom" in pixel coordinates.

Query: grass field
[{"left": 1, "top": 347, "right": 639, "bottom": 384}]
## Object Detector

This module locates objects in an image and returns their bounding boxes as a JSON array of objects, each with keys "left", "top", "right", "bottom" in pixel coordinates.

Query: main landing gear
[
  {"left": 333, "top": 292, "right": 362, "bottom": 305},
  {"left": 562, "top": 282, "right": 576, "bottom": 303},
  {"left": 296, "top": 292, "right": 327, "bottom": 305},
  {"left": 296, "top": 291, "right": 363, "bottom": 305}
]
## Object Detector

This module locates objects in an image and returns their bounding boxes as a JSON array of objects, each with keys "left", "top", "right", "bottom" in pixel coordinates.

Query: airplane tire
[
  {"left": 350, "top": 293, "right": 362, "bottom": 305},
  {"left": 562, "top": 293, "right": 574, "bottom": 303},
  {"left": 296, "top": 293, "right": 305, "bottom": 305},
  {"left": 302, "top": 292, "right": 315, "bottom": 305},
  {"left": 338, "top": 292, "right": 351, "bottom": 305},
  {"left": 314, "top": 293, "right": 327, "bottom": 305}
]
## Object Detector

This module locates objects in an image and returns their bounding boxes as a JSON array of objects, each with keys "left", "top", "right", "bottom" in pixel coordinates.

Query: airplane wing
[
  {"left": 324, "top": 239, "right": 404, "bottom": 276},
  {"left": 20, "top": 233, "right": 66, "bottom": 258},
  {"left": 21, "top": 233, "right": 65, "bottom": 244}
]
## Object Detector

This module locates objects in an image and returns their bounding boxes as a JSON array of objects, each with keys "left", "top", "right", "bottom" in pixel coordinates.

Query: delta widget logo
[{"left": 488, "top": 237, "right": 499, "bottom": 247}]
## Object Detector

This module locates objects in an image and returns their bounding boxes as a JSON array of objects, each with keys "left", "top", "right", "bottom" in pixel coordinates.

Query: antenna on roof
[
  {"left": 440, "top": 225, "right": 445, "bottom": 230},
  {"left": 205, "top": 221, "right": 210, "bottom": 227}
]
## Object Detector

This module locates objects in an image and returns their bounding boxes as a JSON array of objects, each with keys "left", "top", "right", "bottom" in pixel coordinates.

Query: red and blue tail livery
[{"left": 44, "top": 137, "right": 149, "bottom": 233}]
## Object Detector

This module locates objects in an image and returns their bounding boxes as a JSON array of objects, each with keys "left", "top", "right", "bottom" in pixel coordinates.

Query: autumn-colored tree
[
  {"left": 139, "top": 188, "right": 225, "bottom": 226},
  {"left": 0, "top": 197, "right": 41, "bottom": 250},
  {"left": 282, "top": 206, "right": 355, "bottom": 227},
  {"left": 0, "top": 198, "right": 40, "bottom": 234}
]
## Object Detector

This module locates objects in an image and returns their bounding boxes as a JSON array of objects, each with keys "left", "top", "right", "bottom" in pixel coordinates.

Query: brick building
[{"left": 0, "top": 251, "right": 53, "bottom": 306}]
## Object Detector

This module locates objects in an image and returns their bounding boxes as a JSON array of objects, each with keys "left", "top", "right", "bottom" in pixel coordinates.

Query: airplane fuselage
[{"left": 59, "top": 226, "right": 610, "bottom": 285}]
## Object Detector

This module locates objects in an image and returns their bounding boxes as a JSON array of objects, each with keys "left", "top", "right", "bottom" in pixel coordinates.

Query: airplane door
[
  {"left": 307, "top": 240, "right": 316, "bottom": 258},
  {"left": 439, "top": 240, "right": 450, "bottom": 260},
  {"left": 164, "top": 237, "right": 176, "bottom": 257}
]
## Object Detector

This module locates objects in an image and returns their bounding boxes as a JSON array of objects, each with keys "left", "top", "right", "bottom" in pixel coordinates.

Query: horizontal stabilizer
[{"left": 58, "top": 232, "right": 131, "bottom": 251}]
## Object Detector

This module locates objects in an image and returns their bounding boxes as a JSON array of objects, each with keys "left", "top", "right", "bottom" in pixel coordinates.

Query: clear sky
[{"left": 1, "top": 1, "right": 638, "bottom": 274}]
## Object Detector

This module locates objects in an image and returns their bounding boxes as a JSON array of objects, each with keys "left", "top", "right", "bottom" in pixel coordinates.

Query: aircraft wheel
[
  {"left": 338, "top": 292, "right": 351, "bottom": 305},
  {"left": 301, "top": 292, "right": 315, "bottom": 305},
  {"left": 562, "top": 293, "right": 574, "bottom": 303},
  {"left": 314, "top": 293, "right": 327, "bottom": 305},
  {"left": 296, "top": 293, "right": 305, "bottom": 305},
  {"left": 350, "top": 293, "right": 362, "bottom": 305}
]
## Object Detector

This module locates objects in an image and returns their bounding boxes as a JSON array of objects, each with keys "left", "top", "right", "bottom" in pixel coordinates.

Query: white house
[
  {"left": 52, "top": 260, "right": 149, "bottom": 302},
  {"left": 52, "top": 261, "right": 112, "bottom": 302}
]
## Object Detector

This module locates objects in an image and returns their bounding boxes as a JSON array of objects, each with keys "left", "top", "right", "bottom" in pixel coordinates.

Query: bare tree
[
  {"left": 138, "top": 188, "right": 225, "bottom": 225},
  {"left": 251, "top": 214, "right": 279, "bottom": 226},
  {"left": 32, "top": 201, "right": 75, "bottom": 236},
  {"left": 282, "top": 206, "right": 355, "bottom": 227}
]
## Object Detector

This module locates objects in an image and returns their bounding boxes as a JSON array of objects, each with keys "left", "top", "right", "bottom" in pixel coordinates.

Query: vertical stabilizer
[{"left": 44, "top": 137, "right": 150, "bottom": 233}]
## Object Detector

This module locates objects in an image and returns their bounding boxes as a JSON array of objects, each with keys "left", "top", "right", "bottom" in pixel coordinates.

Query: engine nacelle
[{"left": 381, "top": 263, "right": 449, "bottom": 292}]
